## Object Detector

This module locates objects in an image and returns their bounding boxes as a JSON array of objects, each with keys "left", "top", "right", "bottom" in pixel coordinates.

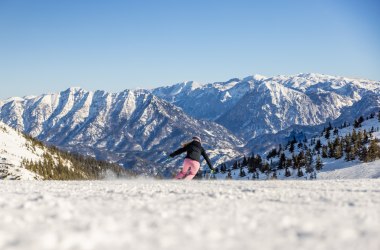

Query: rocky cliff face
[
  {"left": 0, "top": 88, "right": 243, "bottom": 175},
  {"left": 153, "top": 73, "right": 380, "bottom": 140}
]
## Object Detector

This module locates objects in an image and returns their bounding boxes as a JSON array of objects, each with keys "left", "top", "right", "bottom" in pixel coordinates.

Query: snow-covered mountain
[
  {"left": 152, "top": 75, "right": 265, "bottom": 121},
  {"left": 1, "top": 73, "right": 379, "bottom": 177},
  {"left": 0, "top": 121, "right": 127, "bottom": 180},
  {"left": 0, "top": 88, "right": 243, "bottom": 175},
  {"left": 212, "top": 114, "right": 380, "bottom": 180},
  {"left": 153, "top": 73, "right": 380, "bottom": 139}
]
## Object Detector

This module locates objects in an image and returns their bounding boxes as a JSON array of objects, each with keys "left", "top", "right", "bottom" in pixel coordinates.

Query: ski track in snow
[{"left": 0, "top": 180, "right": 379, "bottom": 250}]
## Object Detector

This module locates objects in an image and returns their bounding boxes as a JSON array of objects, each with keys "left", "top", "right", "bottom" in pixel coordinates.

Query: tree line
[
  {"left": 21, "top": 134, "right": 133, "bottom": 180},
  {"left": 215, "top": 112, "right": 380, "bottom": 180}
]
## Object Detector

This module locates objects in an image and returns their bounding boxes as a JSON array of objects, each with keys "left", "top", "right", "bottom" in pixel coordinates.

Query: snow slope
[
  {"left": 312, "top": 117, "right": 380, "bottom": 179},
  {"left": 213, "top": 116, "right": 380, "bottom": 180},
  {"left": 318, "top": 161, "right": 380, "bottom": 179},
  {"left": 0, "top": 180, "right": 379, "bottom": 250},
  {"left": 0, "top": 122, "right": 43, "bottom": 180},
  {"left": 0, "top": 122, "right": 127, "bottom": 180}
]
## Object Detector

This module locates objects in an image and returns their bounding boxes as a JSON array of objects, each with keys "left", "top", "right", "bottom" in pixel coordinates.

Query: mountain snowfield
[{"left": 0, "top": 73, "right": 380, "bottom": 177}]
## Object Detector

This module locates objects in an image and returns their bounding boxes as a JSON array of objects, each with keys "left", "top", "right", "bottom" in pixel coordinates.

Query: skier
[{"left": 169, "top": 136, "right": 215, "bottom": 180}]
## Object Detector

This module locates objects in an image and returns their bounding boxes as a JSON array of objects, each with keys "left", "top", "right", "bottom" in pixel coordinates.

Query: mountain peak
[
  {"left": 252, "top": 74, "right": 268, "bottom": 81},
  {"left": 65, "top": 87, "right": 85, "bottom": 93}
]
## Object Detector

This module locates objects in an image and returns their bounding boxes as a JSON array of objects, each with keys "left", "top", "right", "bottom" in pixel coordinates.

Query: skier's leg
[
  {"left": 175, "top": 159, "right": 192, "bottom": 179},
  {"left": 184, "top": 160, "right": 200, "bottom": 180}
]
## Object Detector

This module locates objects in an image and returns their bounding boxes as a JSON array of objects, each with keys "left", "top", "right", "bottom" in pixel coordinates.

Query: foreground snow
[{"left": 0, "top": 180, "right": 379, "bottom": 250}]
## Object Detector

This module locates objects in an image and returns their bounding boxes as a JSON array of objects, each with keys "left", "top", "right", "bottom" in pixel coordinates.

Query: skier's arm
[
  {"left": 201, "top": 148, "right": 213, "bottom": 170},
  {"left": 169, "top": 146, "right": 187, "bottom": 158}
]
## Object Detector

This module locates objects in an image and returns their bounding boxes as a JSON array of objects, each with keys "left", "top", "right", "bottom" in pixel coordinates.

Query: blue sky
[{"left": 0, "top": 0, "right": 379, "bottom": 99}]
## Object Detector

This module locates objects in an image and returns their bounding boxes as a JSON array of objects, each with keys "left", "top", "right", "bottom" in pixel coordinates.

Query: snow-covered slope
[
  {"left": 213, "top": 115, "right": 380, "bottom": 180},
  {"left": 153, "top": 73, "right": 380, "bottom": 139},
  {"left": 0, "top": 122, "right": 42, "bottom": 180},
  {"left": 314, "top": 117, "right": 380, "bottom": 179},
  {"left": 1, "top": 180, "right": 379, "bottom": 250},
  {"left": 318, "top": 161, "right": 380, "bottom": 179},
  {"left": 0, "top": 88, "right": 243, "bottom": 175},
  {"left": 0, "top": 122, "right": 128, "bottom": 180}
]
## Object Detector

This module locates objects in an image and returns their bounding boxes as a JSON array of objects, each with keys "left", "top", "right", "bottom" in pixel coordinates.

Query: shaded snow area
[{"left": 1, "top": 180, "right": 379, "bottom": 250}]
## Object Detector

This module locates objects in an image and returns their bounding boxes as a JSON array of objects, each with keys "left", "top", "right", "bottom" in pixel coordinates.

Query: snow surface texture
[{"left": 0, "top": 180, "right": 379, "bottom": 250}]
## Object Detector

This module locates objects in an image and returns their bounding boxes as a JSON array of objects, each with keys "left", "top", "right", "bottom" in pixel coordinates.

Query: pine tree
[
  {"left": 358, "top": 144, "right": 368, "bottom": 162},
  {"left": 267, "top": 148, "right": 277, "bottom": 160},
  {"left": 333, "top": 127, "right": 339, "bottom": 136},
  {"left": 315, "top": 139, "right": 322, "bottom": 153},
  {"left": 333, "top": 137, "right": 343, "bottom": 159},
  {"left": 289, "top": 142, "right": 295, "bottom": 153},
  {"left": 232, "top": 161, "right": 238, "bottom": 170},
  {"left": 363, "top": 130, "right": 369, "bottom": 144},
  {"left": 325, "top": 129, "right": 330, "bottom": 140},
  {"left": 278, "top": 144, "right": 283, "bottom": 156},
  {"left": 271, "top": 170, "right": 278, "bottom": 180},
  {"left": 285, "top": 159, "right": 292, "bottom": 169},
  {"left": 297, "top": 167, "right": 304, "bottom": 177},
  {"left": 248, "top": 158, "right": 255, "bottom": 173},
  {"left": 305, "top": 163, "right": 314, "bottom": 174},
  {"left": 285, "top": 167, "right": 291, "bottom": 177},
  {"left": 298, "top": 151, "right": 306, "bottom": 168},
  {"left": 367, "top": 140, "right": 380, "bottom": 162},
  {"left": 226, "top": 170, "right": 232, "bottom": 180},
  {"left": 292, "top": 154, "right": 298, "bottom": 169},
  {"left": 315, "top": 155, "right": 323, "bottom": 171},
  {"left": 260, "top": 162, "right": 270, "bottom": 173},
  {"left": 278, "top": 153, "right": 286, "bottom": 170},
  {"left": 242, "top": 156, "right": 248, "bottom": 167},
  {"left": 305, "top": 150, "right": 314, "bottom": 173}
]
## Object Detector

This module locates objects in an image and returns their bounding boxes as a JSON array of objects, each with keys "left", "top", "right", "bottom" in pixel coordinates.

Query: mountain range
[
  {"left": 153, "top": 73, "right": 380, "bottom": 139},
  {"left": 1, "top": 73, "right": 379, "bottom": 176}
]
